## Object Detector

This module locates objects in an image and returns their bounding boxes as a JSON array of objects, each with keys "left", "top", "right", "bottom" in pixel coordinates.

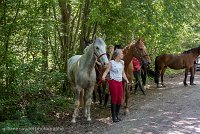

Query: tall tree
[{"left": 58, "top": 0, "right": 71, "bottom": 92}]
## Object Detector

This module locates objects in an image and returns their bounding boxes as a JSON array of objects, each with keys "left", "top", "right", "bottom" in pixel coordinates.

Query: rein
[
  {"left": 95, "top": 64, "right": 103, "bottom": 85},
  {"left": 92, "top": 43, "right": 107, "bottom": 85},
  {"left": 95, "top": 52, "right": 107, "bottom": 60}
]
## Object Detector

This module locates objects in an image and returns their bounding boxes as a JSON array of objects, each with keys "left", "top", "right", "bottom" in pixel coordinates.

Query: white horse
[{"left": 67, "top": 37, "right": 109, "bottom": 123}]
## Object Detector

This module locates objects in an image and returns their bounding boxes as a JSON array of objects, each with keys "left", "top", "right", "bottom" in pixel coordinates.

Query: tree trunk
[
  {"left": 3, "top": 0, "right": 20, "bottom": 92},
  {"left": 42, "top": 6, "right": 49, "bottom": 72},
  {"left": 58, "top": 0, "right": 71, "bottom": 93},
  {"left": 71, "top": 3, "right": 82, "bottom": 52},
  {"left": 79, "top": 0, "right": 91, "bottom": 52}
]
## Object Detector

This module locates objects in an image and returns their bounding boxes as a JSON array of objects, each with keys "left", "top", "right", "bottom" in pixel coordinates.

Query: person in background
[
  {"left": 114, "top": 44, "right": 123, "bottom": 50},
  {"left": 101, "top": 45, "right": 114, "bottom": 106},
  {"left": 132, "top": 57, "right": 145, "bottom": 95},
  {"left": 107, "top": 45, "right": 114, "bottom": 60},
  {"left": 102, "top": 49, "right": 129, "bottom": 123}
]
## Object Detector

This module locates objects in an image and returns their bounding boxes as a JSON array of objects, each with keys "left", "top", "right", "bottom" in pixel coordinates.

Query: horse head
[
  {"left": 93, "top": 38, "right": 109, "bottom": 66},
  {"left": 134, "top": 38, "right": 151, "bottom": 65}
]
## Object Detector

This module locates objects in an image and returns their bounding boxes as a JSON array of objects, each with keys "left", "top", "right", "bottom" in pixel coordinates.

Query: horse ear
[
  {"left": 84, "top": 37, "right": 87, "bottom": 44},
  {"left": 135, "top": 38, "right": 140, "bottom": 44},
  {"left": 140, "top": 37, "right": 145, "bottom": 42},
  {"left": 93, "top": 34, "right": 97, "bottom": 43}
]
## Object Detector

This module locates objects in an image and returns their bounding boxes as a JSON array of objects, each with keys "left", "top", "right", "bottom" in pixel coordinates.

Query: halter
[
  {"left": 135, "top": 40, "right": 149, "bottom": 60},
  {"left": 93, "top": 43, "right": 107, "bottom": 60},
  {"left": 135, "top": 47, "right": 149, "bottom": 60},
  {"left": 94, "top": 52, "right": 107, "bottom": 59}
]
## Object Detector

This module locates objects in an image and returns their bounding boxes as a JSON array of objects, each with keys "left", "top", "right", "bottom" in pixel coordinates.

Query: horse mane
[
  {"left": 123, "top": 40, "right": 136, "bottom": 55},
  {"left": 123, "top": 45, "right": 131, "bottom": 55},
  {"left": 182, "top": 46, "right": 200, "bottom": 54},
  {"left": 123, "top": 38, "right": 144, "bottom": 54},
  {"left": 83, "top": 43, "right": 93, "bottom": 54}
]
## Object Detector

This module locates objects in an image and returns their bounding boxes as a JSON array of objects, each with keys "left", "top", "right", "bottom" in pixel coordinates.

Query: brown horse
[
  {"left": 154, "top": 46, "right": 200, "bottom": 87},
  {"left": 123, "top": 38, "right": 151, "bottom": 114}
]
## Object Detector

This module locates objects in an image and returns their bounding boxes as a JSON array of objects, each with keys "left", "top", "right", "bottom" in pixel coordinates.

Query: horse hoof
[
  {"left": 87, "top": 117, "right": 91, "bottom": 121},
  {"left": 190, "top": 83, "right": 196, "bottom": 85},
  {"left": 157, "top": 85, "right": 161, "bottom": 88},
  {"left": 71, "top": 119, "right": 76, "bottom": 123},
  {"left": 125, "top": 109, "right": 129, "bottom": 115},
  {"left": 161, "top": 84, "right": 166, "bottom": 87}
]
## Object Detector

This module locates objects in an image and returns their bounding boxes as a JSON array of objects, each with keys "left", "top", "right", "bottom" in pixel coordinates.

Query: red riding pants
[{"left": 108, "top": 80, "right": 123, "bottom": 105}]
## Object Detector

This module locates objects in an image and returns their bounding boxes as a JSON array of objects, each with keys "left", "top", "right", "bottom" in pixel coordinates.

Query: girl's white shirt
[{"left": 109, "top": 60, "right": 124, "bottom": 82}]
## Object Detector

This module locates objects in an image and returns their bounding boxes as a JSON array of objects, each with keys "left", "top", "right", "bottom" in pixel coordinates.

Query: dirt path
[
  {"left": 46, "top": 72, "right": 200, "bottom": 134},
  {"left": 103, "top": 72, "right": 200, "bottom": 134}
]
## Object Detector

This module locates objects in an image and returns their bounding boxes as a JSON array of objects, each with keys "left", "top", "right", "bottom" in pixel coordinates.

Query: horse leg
[
  {"left": 183, "top": 68, "right": 189, "bottom": 86},
  {"left": 141, "top": 68, "right": 147, "bottom": 87},
  {"left": 161, "top": 67, "right": 167, "bottom": 87},
  {"left": 125, "top": 84, "right": 130, "bottom": 115},
  {"left": 134, "top": 82, "right": 138, "bottom": 94},
  {"left": 84, "top": 86, "right": 94, "bottom": 121},
  {"left": 79, "top": 90, "right": 84, "bottom": 108},
  {"left": 155, "top": 70, "right": 160, "bottom": 88},
  {"left": 97, "top": 84, "right": 102, "bottom": 105},
  {"left": 104, "top": 93, "right": 109, "bottom": 107},
  {"left": 92, "top": 88, "right": 96, "bottom": 103},
  {"left": 71, "top": 86, "right": 81, "bottom": 123},
  {"left": 133, "top": 71, "right": 139, "bottom": 94},
  {"left": 138, "top": 80, "right": 145, "bottom": 95},
  {"left": 190, "top": 66, "right": 196, "bottom": 85},
  {"left": 103, "top": 81, "right": 109, "bottom": 107}
]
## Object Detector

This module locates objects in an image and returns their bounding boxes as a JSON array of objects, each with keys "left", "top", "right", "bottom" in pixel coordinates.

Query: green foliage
[{"left": 0, "top": 91, "right": 70, "bottom": 131}]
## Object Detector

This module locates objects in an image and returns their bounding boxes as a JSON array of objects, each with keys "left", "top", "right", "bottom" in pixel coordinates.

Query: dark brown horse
[
  {"left": 154, "top": 46, "right": 200, "bottom": 87},
  {"left": 123, "top": 38, "right": 151, "bottom": 114}
]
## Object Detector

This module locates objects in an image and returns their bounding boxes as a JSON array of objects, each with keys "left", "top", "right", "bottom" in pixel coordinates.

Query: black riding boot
[
  {"left": 111, "top": 103, "right": 119, "bottom": 122},
  {"left": 116, "top": 104, "right": 122, "bottom": 121}
]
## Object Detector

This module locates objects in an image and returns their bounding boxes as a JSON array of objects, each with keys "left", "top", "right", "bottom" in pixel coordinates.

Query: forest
[{"left": 0, "top": 0, "right": 200, "bottom": 132}]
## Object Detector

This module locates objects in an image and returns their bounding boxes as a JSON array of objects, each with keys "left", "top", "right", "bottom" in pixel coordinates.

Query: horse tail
[
  {"left": 79, "top": 90, "right": 84, "bottom": 108},
  {"left": 154, "top": 56, "right": 159, "bottom": 84},
  {"left": 148, "top": 69, "right": 156, "bottom": 78}
]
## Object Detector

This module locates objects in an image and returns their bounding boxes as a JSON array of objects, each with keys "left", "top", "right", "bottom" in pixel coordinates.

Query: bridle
[
  {"left": 94, "top": 52, "right": 107, "bottom": 60},
  {"left": 135, "top": 46, "right": 149, "bottom": 60},
  {"left": 93, "top": 43, "right": 107, "bottom": 60}
]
